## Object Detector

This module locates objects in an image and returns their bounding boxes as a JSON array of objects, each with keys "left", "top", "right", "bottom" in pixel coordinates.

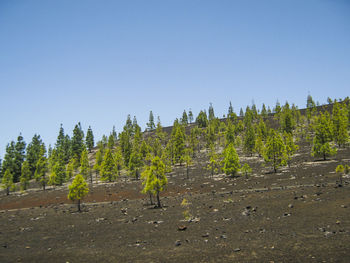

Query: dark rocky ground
[{"left": 1, "top": 141, "right": 350, "bottom": 262}]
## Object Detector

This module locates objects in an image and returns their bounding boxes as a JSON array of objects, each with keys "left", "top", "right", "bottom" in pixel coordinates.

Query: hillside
[{"left": 1, "top": 99, "right": 350, "bottom": 262}]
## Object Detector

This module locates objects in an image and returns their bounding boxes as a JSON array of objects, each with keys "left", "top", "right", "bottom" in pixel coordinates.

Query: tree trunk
[
  {"left": 78, "top": 199, "right": 81, "bottom": 212},
  {"left": 90, "top": 171, "right": 93, "bottom": 184},
  {"left": 156, "top": 191, "right": 161, "bottom": 208},
  {"left": 186, "top": 165, "right": 189, "bottom": 179},
  {"left": 149, "top": 193, "right": 154, "bottom": 205},
  {"left": 339, "top": 174, "right": 343, "bottom": 186},
  {"left": 323, "top": 152, "right": 326, "bottom": 161},
  {"left": 6, "top": 187, "right": 9, "bottom": 196}
]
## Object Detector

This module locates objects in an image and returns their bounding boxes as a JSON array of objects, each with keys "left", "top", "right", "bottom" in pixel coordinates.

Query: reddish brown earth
[{"left": 1, "top": 142, "right": 350, "bottom": 262}]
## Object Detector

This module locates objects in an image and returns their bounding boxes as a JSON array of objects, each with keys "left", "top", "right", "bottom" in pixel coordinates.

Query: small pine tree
[
  {"left": 207, "top": 147, "right": 218, "bottom": 177},
  {"left": 85, "top": 126, "right": 94, "bottom": 153},
  {"left": 2, "top": 169, "right": 13, "bottom": 195},
  {"left": 188, "top": 109, "right": 194, "bottom": 124},
  {"left": 181, "top": 110, "right": 188, "bottom": 125},
  {"left": 147, "top": 111, "right": 156, "bottom": 131},
  {"left": 68, "top": 174, "right": 89, "bottom": 212},
  {"left": 223, "top": 143, "right": 240, "bottom": 177},
  {"left": 335, "top": 165, "right": 344, "bottom": 186},
  {"left": 80, "top": 148, "right": 90, "bottom": 181},
  {"left": 283, "top": 131, "right": 299, "bottom": 167},
  {"left": 244, "top": 124, "right": 256, "bottom": 156},
  {"left": 183, "top": 150, "right": 193, "bottom": 179},
  {"left": 20, "top": 161, "right": 31, "bottom": 191},
  {"left": 100, "top": 149, "right": 116, "bottom": 182},
  {"left": 264, "top": 129, "right": 286, "bottom": 173},
  {"left": 66, "top": 159, "right": 74, "bottom": 181},
  {"left": 129, "top": 149, "right": 143, "bottom": 180},
  {"left": 35, "top": 155, "right": 48, "bottom": 190},
  {"left": 93, "top": 149, "right": 103, "bottom": 177},
  {"left": 312, "top": 112, "right": 337, "bottom": 160},
  {"left": 241, "top": 163, "right": 252, "bottom": 179},
  {"left": 142, "top": 156, "right": 167, "bottom": 207}
]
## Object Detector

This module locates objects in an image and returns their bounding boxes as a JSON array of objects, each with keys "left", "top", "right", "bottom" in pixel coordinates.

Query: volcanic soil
[{"left": 1, "top": 141, "right": 350, "bottom": 262}]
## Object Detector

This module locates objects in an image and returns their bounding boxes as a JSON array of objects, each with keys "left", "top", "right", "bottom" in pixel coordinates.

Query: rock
[
  {"left": 220, "top": 235, "right": 227, "bottom": 239},
  {"left": 175, "top": 240, "right": 181, "bottom": 246},
  {"left": 95, "top": 218, "right": 107, "bottom": 222},
  {"left": 202, "top": 233, "right": 209, "bottom": 237},
  {"left": 178, "top": 225, "right": 187, "bottom": 231},
  {"left": 324, "top": 231, "right": 335, "bottom": 237},
  {"left": 340, "top": 205, "right": 347, "bottom": 208},
  {"left": 283, "top": 213, "right": 291, "bottom": 217},
  {"left": 288, "top": 204, "right": 294, "bottom": 208},
  {"left": 336, "top": 220, "right": 341, "bottom": 225},
  {"left": 234, "top": 248, "right": 241, "bottom": 252},
  {"left": 25, "top": 246, "right": 30, "bottom": 249}
]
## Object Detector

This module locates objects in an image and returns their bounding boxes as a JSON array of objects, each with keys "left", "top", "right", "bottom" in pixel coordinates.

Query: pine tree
[
  {"left": 188, "top": 109, "right": 194, "bottom": 124},
  {"left": 100, "top": 149, "right": 116, "bottom": 182},
  {"left": 142, "top": 156, "right": 167, "bottom": 207},
  {"left": 306, "top": 94, "right": 316, "bottom": 109},
  {"left": 2, "top": 169, "right": 13, "bottom": 195},
  {"left": 208, "top": 103, "right": 215, "bottom": 122},
  {"left": 283, "top": 131, "right": 299, "bottom": 167},
  {"left": 241, "top": 163, "right": 252, "bottom": 179},
  {"left": 129, "top": 149, "right": 143, "bottom": 180},
  {"left": 173, "top": 124, "right": 186, "bottom": 164},
  {"left": 71, "top": 122, "right": 85, "bottom": 160},
  {"left": 108, "top": 134, "right": 115, "bottom": 149},
  {"left": 196, "top": 110, "right": 208, "bottom": 128},
  {"left": 207, "top": 147, "right": 218, "bottom": 177},
  {"left": 189, "top": 127, "right": 200, "bottom": 156},
  {"left": 141, "top": 166, "right": 154, "bottom": 205},
  {"left": 68, "top": 174, "right": 89, "bottom": 212},
  {"left": 183, "top": 150, "right": 193, "bottom": 179},
  {"left": 80, "top": 148, "right": 90, "bottom": 182},
  {"left": 119, "top": 129, "right": 132, "bottom": 165},
  {"left": 34, "top": 148, "right": 48, "bottom": 190},
  {"left": 181, "top": 110, "right": 188, "bottom": 125},
  {"left": 114, "top": 147, "right": 124, "bottom": 176},
  {"left": 147, "top": 111, "right": 156, "bottom": 131},
  {"left": 1, "top": 142, "right": 15, "bottom": 179},
  {"left": 280, "top": 102, "right": 295, "bottom": 134},
  {"left": 85, "top": 126, "right": 94, "bottom": 153},
  {"left": 93, "top": 148, "right": 103, "bottom": 177},
  {"left": 332, "top": 101, "right": 349, "bottom": 147},
  {"left": 51, "top": 155, "right": 66, "bottom": 185},
  {"left": 239, "top": 108, "right": 244, "bottom": 117},
  {"left": 223, "top": 143, "right": 240, "bottom": 177},
  {"left": 20, "top": 160, "right": 31, "bottom": 191},
  {"left": 244, "top": 124, "right": 256, "bottom": 156},
  {"left": 254, "top": 134, "right": 264, "bottom": 157},
  {"left": 261, "top": 103, "right": 267, "bottom": 118},
  {"left": 264, "top": 129, "right": 286, "bottom": 173},
  {"left": 66, "top": 159, "right": 74, "bottom": 181},
  {"left": 312, "top": 112, "right": 337, "bottom": 160},
  {"left": 228, "top": 101, "right": 234, "bottom": 117},
  {"left": 13, "top": 134, "right": 26, "bottom": 183},
  {"left": 225, "top": 120, "right": 235, "bottom": 146},
  {"left": 335, "top": 165, "right": 344, "bottom": 186}
]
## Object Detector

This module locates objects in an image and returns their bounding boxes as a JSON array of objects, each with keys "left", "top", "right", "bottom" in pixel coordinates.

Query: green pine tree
[
  {"left": 2, "top": 169, "right": 14, "bottom": 195},
  {"left": 147, "top": 111, "right": 156, "bottom": 130},
  {"left": 34, "top": 150, "right": 48, "bottom": 190},
  {"left": 142, "top": 156, "right": 168, "bottom": 207},
  {"left": 20, "top": 160, "right": 31, "bottom": 191},
  {"left": 312, "top": 112, "right": 337, "bottom": 160},
  {"left": 80, "top": 148, "right": 90, "bottom": 182},
  {"left": 332, "top": 101, "right": 349, "bottom": 147},
  {"left": 71, "top": 122, "right": 85, "bottom": 160},
  {"left": 68, "top": 174, "right": 89, "bottom": 212},
  {"left": 223, "top": 143, "right": 240, "bottom": 177},
  {"left": 241, "top": 163, "right": 252, "bottom": 179},
  {"left": 85, "top": 126, "right": 94, "bottom": 153},
  {"left": 129, "top": 148, "right": 143, "bottom": 180},
  {"left": 264, "top": 129, "right": 286, "bottom": 173},
  {"left": 100, "top": 149, "right": 116, "bottom": 182},
  {"left": 244, "top": 124, "right": 256, "bottom": 156}
]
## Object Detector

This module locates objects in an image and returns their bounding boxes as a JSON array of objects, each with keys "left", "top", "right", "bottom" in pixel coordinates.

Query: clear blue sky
[{"left": 0, "top": 0, "right": 349, "bottom": 158}]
